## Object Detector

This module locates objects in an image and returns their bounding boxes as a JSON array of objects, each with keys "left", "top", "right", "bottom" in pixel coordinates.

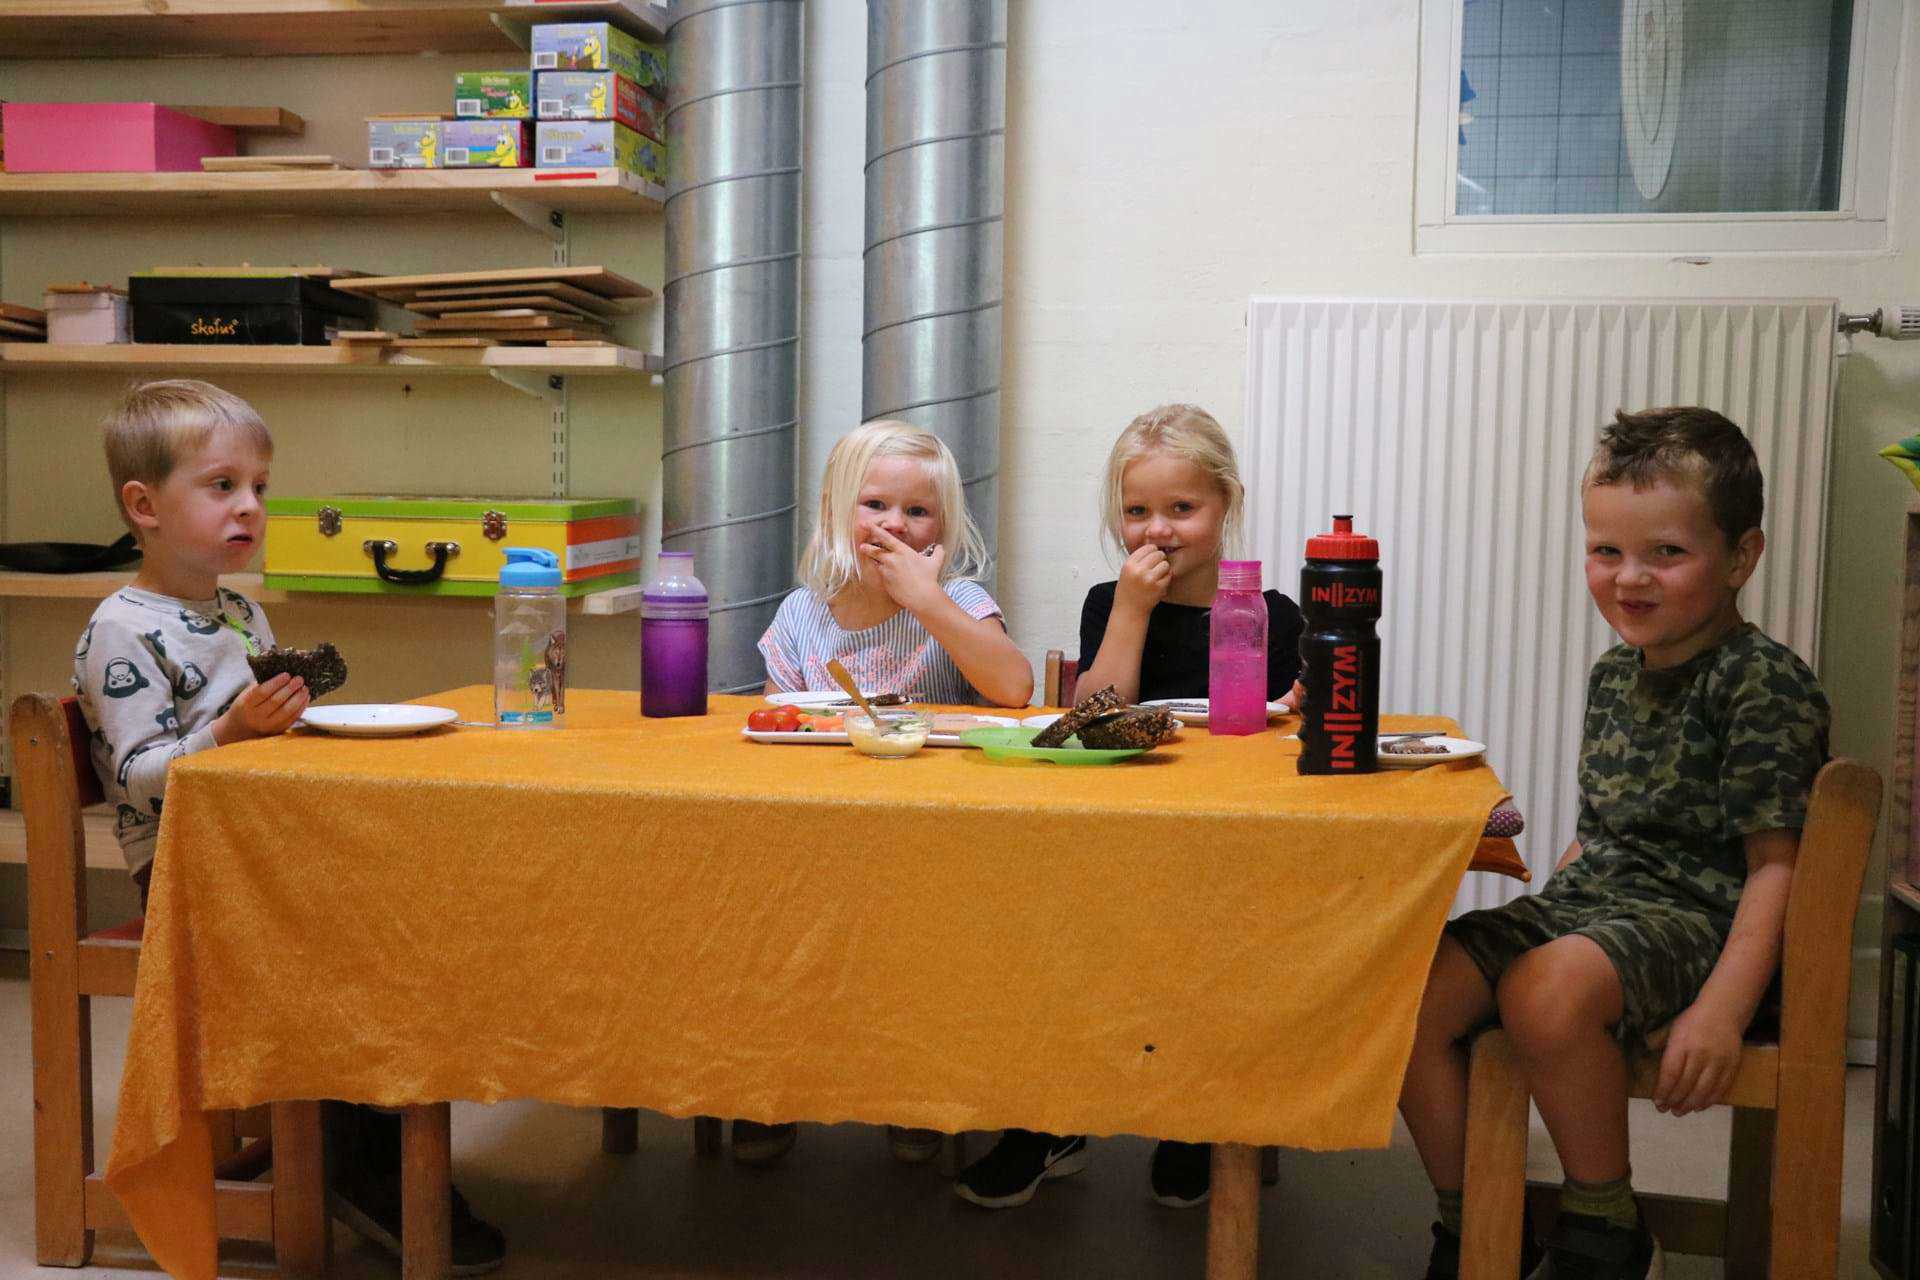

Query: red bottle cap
[{"left": 1305, "top": 514, "right": 1379, "bottom": 561}]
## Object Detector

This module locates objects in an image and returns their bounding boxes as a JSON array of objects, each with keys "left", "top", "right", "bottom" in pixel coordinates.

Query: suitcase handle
[{"left": 364, "top": 539, "right": 459, "bottom": 585}]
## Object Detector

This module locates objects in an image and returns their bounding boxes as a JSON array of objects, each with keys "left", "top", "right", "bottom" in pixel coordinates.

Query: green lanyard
[{"left": 219, "top": 613, "right": 262, "bottom": 656}]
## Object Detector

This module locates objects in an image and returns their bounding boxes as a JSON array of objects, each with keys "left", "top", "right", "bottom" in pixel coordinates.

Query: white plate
[
  {"left": 764, "top": 690, "right": 897, "bottom": 709},
  {"left": 1140, "top": 697, "right": 1294, "bottom": 726},
  {"left": 1021, "top": 712, "right": 1063, "bottom": 729},
  {"left": 743, "top": 714, "right": 1016, "bottom": 748},
  {"left": 1375, "top": 735, "right": 1486, "bottom": 767},
  {"left": 299, "top": 704, "right": 459, "bottom": 737}
]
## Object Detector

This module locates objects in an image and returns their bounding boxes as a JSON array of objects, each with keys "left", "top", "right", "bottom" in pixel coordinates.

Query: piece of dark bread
[
  {"left": 1076, "top": 706, "right": 1178, "bottom": 750},
  {"left": 1381, "top": 738, "right": 1448, "bottom": 756},
  {"left": 1031, "top": 684, "right": 1124, "bottom": 749},
  {"left": 247, "top": 642, "right": 348, "bottom": 699}
]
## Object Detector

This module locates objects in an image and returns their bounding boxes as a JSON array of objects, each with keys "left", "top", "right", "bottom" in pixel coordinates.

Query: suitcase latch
[{"left": 317, "top": 505, "right": 342, "bottom": 537}]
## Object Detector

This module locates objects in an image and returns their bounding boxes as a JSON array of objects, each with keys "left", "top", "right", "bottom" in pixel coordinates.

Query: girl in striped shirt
[
  {"left": 739, "top": 419, "right": 1032, "bottom": 1170},
  {"left": 758, "top": 418, "right": 1032, "bottom": 709}
]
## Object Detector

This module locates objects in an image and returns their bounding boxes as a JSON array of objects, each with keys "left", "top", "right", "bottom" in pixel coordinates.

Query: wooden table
[{"left": 105, "top": 688, "right": 1509, "bottom": 1279}]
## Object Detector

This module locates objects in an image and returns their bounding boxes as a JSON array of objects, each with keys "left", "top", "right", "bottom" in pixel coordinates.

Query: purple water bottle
[
  {"left": 1208, "top": 559, "right": 1268, "bottom": 736},
  {"left": 641, "top": 550, "right": 709, "bottom": 718}
]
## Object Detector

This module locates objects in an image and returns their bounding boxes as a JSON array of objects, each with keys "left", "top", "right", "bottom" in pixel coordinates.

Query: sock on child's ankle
[
  {"left": 1435, "top": 1187, "right": 1463, "bottom": 1236},
  {"left": 1561, "top": 1174, "right": 1639, "bottom": 1231}
]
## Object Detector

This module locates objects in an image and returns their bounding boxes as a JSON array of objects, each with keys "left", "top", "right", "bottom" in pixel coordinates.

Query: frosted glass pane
[{"left": 1455, "top": 0, "right": 1852, "bottom": 216}]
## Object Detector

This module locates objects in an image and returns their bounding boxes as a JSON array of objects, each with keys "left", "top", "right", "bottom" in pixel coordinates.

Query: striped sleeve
[
  {"left": 756, "top": 590, "right": 809, "bottom": 691},
  {"left": 944, "top": 577, "right": 1003, "bottom": 622}
]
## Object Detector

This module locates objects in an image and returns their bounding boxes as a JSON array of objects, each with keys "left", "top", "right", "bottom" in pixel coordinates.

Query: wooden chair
[
  {"left": 1459, "top": 758, "right": 1883, "bottom": 1279},
  {"left": 20, "top": 692, "right": 330, "bottom": 1273}
]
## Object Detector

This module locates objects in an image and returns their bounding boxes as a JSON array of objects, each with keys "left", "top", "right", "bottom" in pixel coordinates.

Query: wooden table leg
[
  {"left": 1206, "top": 1142, "right": 1260, "bottom": 1280},
  {"left": 601, "top": 1107, "right": 639, "bottom": 1155},
  {"left": 401, "top": 1104, "right": 451, "bottom": 1280},
  {"left": 1461, "top": 1032, "right": 1529, "bottom": 1280},
  {"left": 269, "top": 1101, "right": 329, "bottom": 1278},
  {"left": 939, "top": 1132, "right": 967, "bottom": 1179}
]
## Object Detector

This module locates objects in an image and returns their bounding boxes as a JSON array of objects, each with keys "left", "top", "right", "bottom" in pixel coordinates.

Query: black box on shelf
[{"left": 129, "top": 273, "right": 375, "bottom": 346}]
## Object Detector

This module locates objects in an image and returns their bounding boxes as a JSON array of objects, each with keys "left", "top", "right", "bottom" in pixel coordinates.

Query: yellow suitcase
[{"left": 264, "top": 495, "right": 639, "bottom": 597}]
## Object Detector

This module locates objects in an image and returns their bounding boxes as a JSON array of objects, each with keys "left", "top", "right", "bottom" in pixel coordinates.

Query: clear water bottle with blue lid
[{"left": 495, "top": 546, "right": 566, "bottom": 727}]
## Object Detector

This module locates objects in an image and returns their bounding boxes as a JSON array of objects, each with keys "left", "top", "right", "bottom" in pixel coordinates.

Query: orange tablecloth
[{"left": 106, "top": 688, "right": 1509, "bottom": 1278}]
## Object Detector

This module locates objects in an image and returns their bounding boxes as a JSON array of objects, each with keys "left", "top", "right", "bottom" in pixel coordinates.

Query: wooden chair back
[
  {"left": 16, "top": 691, "right": 329, "bottom": 1272},
  {"left": 1461, "top": 757, "right": 1884, "bottom": 1279}
]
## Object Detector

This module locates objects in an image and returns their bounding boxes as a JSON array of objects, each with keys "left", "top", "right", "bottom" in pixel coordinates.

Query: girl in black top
[{"left": 953, "top": 404, "right": 1303, "bottom": 1214}]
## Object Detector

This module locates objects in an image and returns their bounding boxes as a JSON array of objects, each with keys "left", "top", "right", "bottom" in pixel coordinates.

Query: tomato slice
[{"left": 747, "top": 709, "right": 785, "bottom": 732}]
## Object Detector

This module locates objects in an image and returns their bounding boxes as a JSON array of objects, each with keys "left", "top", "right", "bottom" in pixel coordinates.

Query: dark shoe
[
  {"left": 887, "top": 1124, "right": 943, "bottom": 1163},
  {"left": 731, "top": 1119, "right": 798, "bottom": 1166},
  {"left": 1526, "top": 1211, "right": 1662, "bottom": 1280},
  {"left": 330, "top": 1178, "right": 507, "bottom": 1277},
  {"left": 1426, "top": 1224, "right": 1461, "bottom": 1280},
  {"left": 1148, "top": 1139, "right": 1210, "bottom": 1208},
  {"left": 953, "top": 1130, "right": 1089, "bottom": 1209},
  {"left": 1427, "top": 1208, "right": 1546, "bottom": 1279}
]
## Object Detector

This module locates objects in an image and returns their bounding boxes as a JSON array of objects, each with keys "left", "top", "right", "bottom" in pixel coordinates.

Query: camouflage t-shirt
[{"left": 1547, "top": 622, "right": 1829, "bottom": 923}]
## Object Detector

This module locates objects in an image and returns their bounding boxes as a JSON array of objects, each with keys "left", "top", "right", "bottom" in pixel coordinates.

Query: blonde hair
[
  {"left": 104, "top": 380, "right": 272, "bottom": 534},
  {"left": 799, "top": 419, "right": 989, "bottom": 598},
  {"left": 1101, "top": 403, "right": 1244, "bottom": 557}
]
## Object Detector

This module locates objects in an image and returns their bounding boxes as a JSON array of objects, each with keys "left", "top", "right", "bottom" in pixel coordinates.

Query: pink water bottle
[{"left": 1208, "top": 559, "right": 1267, "bottom": 736}]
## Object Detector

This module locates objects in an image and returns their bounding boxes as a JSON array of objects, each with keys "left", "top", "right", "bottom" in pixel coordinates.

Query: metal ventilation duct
[
  {"left": 863, "top": 0, "right": 1007, "bottom": 579},
  {"left": 662, "top": 0, "right": 804, "bottom": 691}
]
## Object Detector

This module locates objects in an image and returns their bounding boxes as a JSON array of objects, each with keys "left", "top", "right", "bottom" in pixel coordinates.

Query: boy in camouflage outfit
[{"left": 1397, "top": 407, "right": 1829, "bottom": 1280}]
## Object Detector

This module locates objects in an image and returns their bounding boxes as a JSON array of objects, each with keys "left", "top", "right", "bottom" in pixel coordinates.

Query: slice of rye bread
[
  {"left": 1031, "top": 684, "right": 1124, "bottom": 749},
  {"left": 1075, "top": 706, "right": 1178, "bottom": 750},
  {"left": 247, "top": 642, "right": 348, "bottom": 699}
]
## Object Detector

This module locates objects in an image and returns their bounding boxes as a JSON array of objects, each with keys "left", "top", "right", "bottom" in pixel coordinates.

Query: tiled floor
[{"left": 0, "top": 953, "right": 1880, "bottom": 1277}]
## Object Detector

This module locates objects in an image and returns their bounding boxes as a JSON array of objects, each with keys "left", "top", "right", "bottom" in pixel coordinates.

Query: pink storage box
[{"left": 0, "top": 103, "right": 235, "bottom": 173}]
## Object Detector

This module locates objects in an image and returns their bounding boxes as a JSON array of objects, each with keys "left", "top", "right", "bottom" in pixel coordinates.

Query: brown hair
[
  {"left": 103, "top": 380, "right": 272, "bottom": 533},
  {"left": 1586, "top": 406, "right": 1763, "bottom": 545}
]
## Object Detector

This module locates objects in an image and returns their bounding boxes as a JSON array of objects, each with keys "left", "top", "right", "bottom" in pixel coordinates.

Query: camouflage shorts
[{"left": 1444, "top": 888, "right": 1730, "bottom": 1054}]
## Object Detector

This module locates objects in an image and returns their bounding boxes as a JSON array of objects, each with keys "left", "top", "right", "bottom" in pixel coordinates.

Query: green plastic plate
[{"left": 959, "top": 726, "right": 1147, "bottom": 764}]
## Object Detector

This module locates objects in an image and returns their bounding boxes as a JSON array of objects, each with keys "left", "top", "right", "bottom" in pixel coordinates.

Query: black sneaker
[
  {"left": 1526, "top": 1211, "right": 1662, "bottom": 1280},
  {"left": 731, "top": 1120, "right": 798, "bottom": 1166},
  {"left": 1148, "top": 1140, "right": 1210, "bottom": 1208},
  {"left": 1427, "top": 1206, "right": 1546, "bottom": 1279},
  {"left": 329, "top": 1178, "right": 507, "bottom": 1277},
  {"left": 1426, "top": 1223, "right": 1462, "bottom": 1280},
  {"left": 953, "top": 1130, "right": 1089, "bottom": 1209}
]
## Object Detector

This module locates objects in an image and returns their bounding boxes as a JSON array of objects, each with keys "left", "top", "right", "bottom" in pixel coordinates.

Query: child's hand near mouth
[{"left": 1114, "top": 542, "right": 1172, "bottom": 616}]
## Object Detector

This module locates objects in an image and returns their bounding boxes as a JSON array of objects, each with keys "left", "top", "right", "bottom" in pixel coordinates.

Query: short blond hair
[
  {"left": 103, "top": 380, "right": 272, "bottom": 533},
  {"left": 1101, "top": 403, "right": 1244, "bottom": 557},
  {"left": 799, "top": 419, "right": 989, "bottom": 598}
]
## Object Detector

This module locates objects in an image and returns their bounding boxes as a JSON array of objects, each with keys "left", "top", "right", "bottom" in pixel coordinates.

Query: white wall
[{"left": 799, "top": 0, "right": 1917, "bottom": 1039}]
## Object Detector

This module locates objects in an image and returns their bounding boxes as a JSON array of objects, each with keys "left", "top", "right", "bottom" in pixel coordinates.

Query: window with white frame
[{"left": 1415, "top": 0, "right": 1901, "bottom": 253}]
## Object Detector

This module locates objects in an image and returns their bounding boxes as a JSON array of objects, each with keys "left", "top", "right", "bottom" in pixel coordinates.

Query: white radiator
[{"left": 1243, "top": 298, "right": 1837, "bottom": 912}]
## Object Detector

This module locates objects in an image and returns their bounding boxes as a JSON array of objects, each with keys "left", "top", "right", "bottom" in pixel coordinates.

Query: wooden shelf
[
  {"left": 0, "top": 569, "right": 637, "bottom": 615},
  {"left": 0, "top": 342, "right": 659, "bottom": 377},
  {"left": 578, "top": 584, "right": 639, "bottom": 615},
  {"left": 0, "top": 0, "right": 668, "bottom": 59},
  {"left": 0, "top": 167, "right": 664, "bottom": 219},
  {"left": 0, "top": 570, "right": 285, "bottom": 602},
  {"left": 0, "top": 806, "right": 122, "bottom": 871},
  {"left": 1890, "top": 879, "right": 1920, "bottom": 915}
]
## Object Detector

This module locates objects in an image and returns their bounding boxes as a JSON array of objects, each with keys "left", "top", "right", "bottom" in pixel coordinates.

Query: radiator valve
[{"left": 1839, "top": 305, "right": 1920, "bottom": 339}]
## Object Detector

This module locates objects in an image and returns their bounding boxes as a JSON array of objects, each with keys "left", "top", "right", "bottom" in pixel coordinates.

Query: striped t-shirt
[{"left": 758, "top": 579, "right": 1005, "bottom": 705}]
